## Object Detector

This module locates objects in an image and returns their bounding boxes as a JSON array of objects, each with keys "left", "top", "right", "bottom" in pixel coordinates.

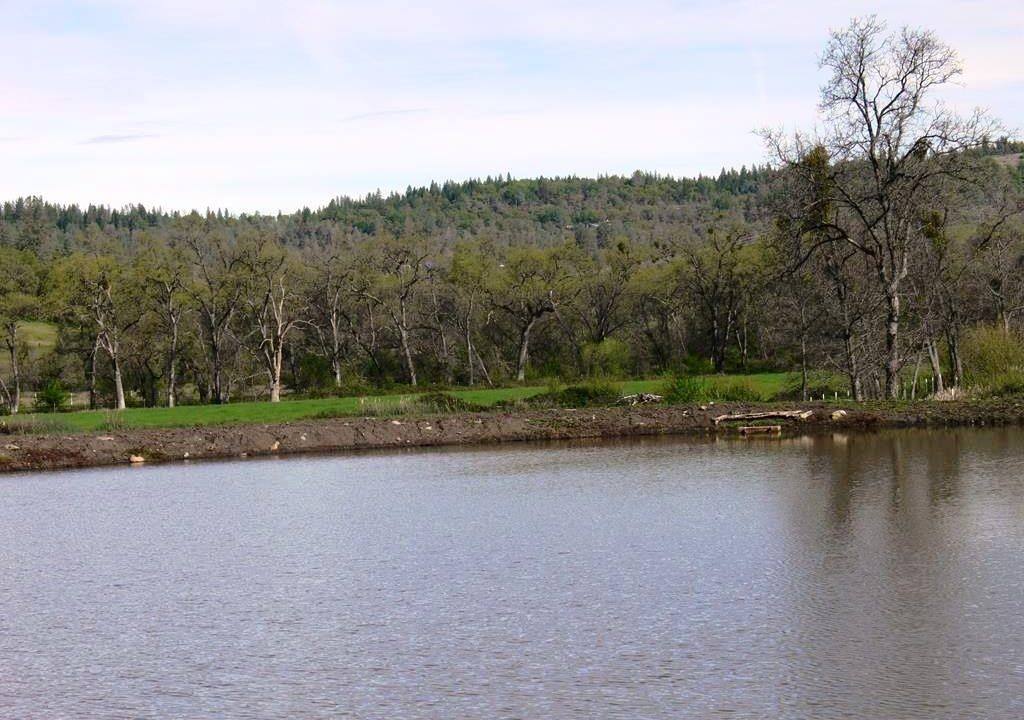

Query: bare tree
[
  {"left": 679, "top": 224, "right": 760, "bottom": 374},
  {"left": 243, "top": 234, "right": 308, "bottom": 402},
  {"left": 179, "top": 218, "right": 246, "bottom": 404},
  {"left": 353, "top": 237, "right": 430, "bottom": 387},
  {"left": 307, "top": 244, "right": 354, "bottom": 388},
  {"left": 765, "top": 16, "right": 1002, "bottom": 397}
]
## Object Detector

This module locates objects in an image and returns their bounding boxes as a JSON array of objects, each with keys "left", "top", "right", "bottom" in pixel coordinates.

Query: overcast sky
[{"left": 2, "top": 0, "right": 1021, "bottom": 213}]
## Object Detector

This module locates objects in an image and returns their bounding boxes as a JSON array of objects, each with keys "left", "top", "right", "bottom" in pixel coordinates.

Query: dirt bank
[{"left": 2, "top": 399, "right": 1023, "bottom": 473}]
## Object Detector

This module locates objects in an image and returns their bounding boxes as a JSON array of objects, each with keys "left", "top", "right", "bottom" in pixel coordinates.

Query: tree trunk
[
  {"left": 911, "top": 351, "right": 922, "bottom": 400},
  {"left": 6, "top": 337, "right": 20, "bottom": 414},
  {"left": 799, "top": 336, "right": 808, "bottom": 402},
  {"left": 89, "top": 336, "right": 100, "bottom": 410},
  {"left": 476, "top": 344, "right": 494, "bottom": 387},
  {"left": 926, "top": 339, "right": 944, "bottom": 394},
  {"left": 711, "top": 315, "right": 725, "bottom": 374},
  {"left": 112, "top": 354, "right": 127, "bottom": 410},
  {"left": 737, "top": 318, "right": 749, "bottom": 372},
  {"left": 798, "top": 305, "right": 808, "bottom": 401},
  {"left": 267, "top": 341, "right": 284, "bottom": 403},
  {"left": 842, "top": 330, "right": 863, "bottom": 401},
  {"left": 946, "top": 328, "right": 963, "bottom": 389},
  {"left": 884, "top": 288, "right": 901, "bottom": 400},
  {"left": 398, "top": 325, "right": 417, "bottom": 387},
  {"left": 516, "top": 317, "right": 537, "bottom": 382},
  {"left": 167, "top": 322, "right": 179, "bottom": 408}
]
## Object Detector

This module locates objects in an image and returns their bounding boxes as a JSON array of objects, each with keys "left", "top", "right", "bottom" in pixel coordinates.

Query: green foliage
[
  {"left": 962, "top": 326, "right": 1024, "bottom": 396},
  {"left": 777, "top": 371, "right": 845, "bottom": 401},
  {"left": 0, "top": 414, "right": 75, "bottom": 435},
  {"left": 32, "top": 380, "right": 70, "bottom": 413},
  {"left": 709, "top": 380, "right": 764, "bottom": 402},
  {"left": 662, "top": 374, "right": 768, "bottom": 403},
  {"left": 98, "top": 410, "right": 127, "bottom": 432},
  {"left": 982, "top": 370, "right": 1024, "bottom": 397},
  {"left": 676, "top": 355, "right": 714, "bottom": 376},
  {"left": 416, "top": 392, "right": 487, "bottom": 413},
  {"left": 582, "top": 338, "right": 632, "bottom": 377},
  {"left": 531, "top": 378, "right": 622, "bottom": 407},
  {"left": 662, "top": 375, "right": 708, "bottom": 403}
]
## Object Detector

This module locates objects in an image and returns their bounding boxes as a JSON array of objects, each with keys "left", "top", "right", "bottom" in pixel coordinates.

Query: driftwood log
[
  {"left": 713, "top": 410, "right": 814, "bottom": 425},
  {"left": 619, "top": 393, "right": 664, "bottom": 406}
]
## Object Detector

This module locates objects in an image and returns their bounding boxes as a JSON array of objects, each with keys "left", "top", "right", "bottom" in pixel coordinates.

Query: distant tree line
[{"left": 1, "top": 17, "right": 1022, "bottom": 413}]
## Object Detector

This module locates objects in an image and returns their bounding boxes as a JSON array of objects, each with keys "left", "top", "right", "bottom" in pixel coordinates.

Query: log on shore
[{"left": 713, "top": 410, "right": 814, "bottom": 425}]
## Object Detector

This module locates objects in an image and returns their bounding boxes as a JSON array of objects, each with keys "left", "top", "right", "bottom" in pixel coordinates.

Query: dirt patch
[{"left": 2, "top": 399, "right": 1023, "bottom": 473}]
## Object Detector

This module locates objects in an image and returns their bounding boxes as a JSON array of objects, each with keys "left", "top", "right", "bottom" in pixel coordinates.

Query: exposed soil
[{"left": 2, "top": 399, "right": 1024, "bottom": 474}]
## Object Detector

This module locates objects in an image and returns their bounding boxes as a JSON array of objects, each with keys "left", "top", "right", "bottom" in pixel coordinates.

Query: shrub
[
  {"left": 962, "top": 326, "right": 1024, "bottom": 396},
  {"left": 99, "top": 410, "right": 127, "bottom": 432},
  {"left": 520, "top": 378, "right": 622, "bottom": 408},
  {"left": 1, "top": 415, "right": 75, "bottom": 435},
  {"left": 582, "top": 338, "right": 632, "bottom": 377},
  {"left": 711, "top": 381, "right": 763, "bottom": 402},
  {"left": 990, "top": 370, "right": 1024, "bottom": 397},
  {"left": 32, "top": 381, "right": 71, "bottom": 413},
  {"left": 777, "top": 371, "right": 842, "bottom": 401},
  {"left": 552, "top": 378, "right": 622, "bottom": 407},
  {"left": 416, "top": 392, "right": 486, "bottom": 414},
  {"left": 662, "top": 375, "right": 708, "bottom": 403}
]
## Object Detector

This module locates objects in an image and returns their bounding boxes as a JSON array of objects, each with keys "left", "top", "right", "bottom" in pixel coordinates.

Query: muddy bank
[{"left": 2, "top": 400, "right": 1023, "bottom": 474}]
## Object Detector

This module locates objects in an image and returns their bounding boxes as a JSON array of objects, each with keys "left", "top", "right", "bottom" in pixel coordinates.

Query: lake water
[{"left": 2, "top": 429, "right": 1023, "bottom": 719}]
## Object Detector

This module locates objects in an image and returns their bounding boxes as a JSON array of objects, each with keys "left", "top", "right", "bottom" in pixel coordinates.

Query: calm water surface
[{"left": 2, "top": 429, "right": 1024, "bottom": 719}]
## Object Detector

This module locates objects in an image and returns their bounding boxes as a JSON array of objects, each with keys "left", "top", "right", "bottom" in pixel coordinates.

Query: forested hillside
[{"left": 1, "top": 21, "right": 1023, "bottom": 414}]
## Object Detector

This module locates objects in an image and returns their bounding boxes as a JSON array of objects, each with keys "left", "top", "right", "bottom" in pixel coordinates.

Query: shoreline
[{"left": 2, "top": 399, "right": 1023, "bottom": 474}]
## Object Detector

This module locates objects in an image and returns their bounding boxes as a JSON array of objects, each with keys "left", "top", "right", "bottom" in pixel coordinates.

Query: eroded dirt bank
[{"left": 2, "top": 400, "right": 1024, "bottom": 473}]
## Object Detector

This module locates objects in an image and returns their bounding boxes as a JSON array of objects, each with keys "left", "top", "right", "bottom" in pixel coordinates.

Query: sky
[{"left": 1, "top": 0, "right": 1021, "bottom": 214}]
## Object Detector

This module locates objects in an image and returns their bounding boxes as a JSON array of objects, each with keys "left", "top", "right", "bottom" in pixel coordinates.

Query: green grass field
[{"left": 4, "top": 373, "right": 801, "bottom": 434}]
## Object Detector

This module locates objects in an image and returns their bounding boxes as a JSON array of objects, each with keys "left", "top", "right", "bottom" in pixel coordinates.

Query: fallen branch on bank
[
  {"left": 619, "top": 393, "right": 664, "bottom": 405},
  {"left": 713, "top": 410, "right": 814, "bottom": 425}
]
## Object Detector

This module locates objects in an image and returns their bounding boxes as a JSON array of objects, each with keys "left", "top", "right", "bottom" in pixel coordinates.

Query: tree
[
  {"left": 307, "top": 241, "right": 355, "bottom": 388},
  {"left": 50, "top": 252, "right": 144, "bottom": 409},
  {"left": 486, "top": 244, "right": 582, "bottom": 381},
  {"left": 179, "top": 217, "right": 246, "bottom": 404},
  {"left": 242, "top": 232, "right": 308, "bottom": 402},
  {"left": 450, "top": 241, "right": 497, "bottom": 385},
  {"left": 679, "top": 222, "right": 762, "bottom": 373},
  {"left": 352, "top": 236, "right": 431, "bottom": 387},
  {"left": 0, "top": 248, "right": 40, "bottom": 413},
  {"left": 765, "top": 16, "right": 1002, "bottom": 397},
  {"left": 138, "top": 237, "right": 190, "bottom": 407}
]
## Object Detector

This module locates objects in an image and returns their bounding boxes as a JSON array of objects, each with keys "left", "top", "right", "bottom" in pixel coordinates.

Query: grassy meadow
[{"left": 3, "top": 373, "right": 803, "bottom": 434}]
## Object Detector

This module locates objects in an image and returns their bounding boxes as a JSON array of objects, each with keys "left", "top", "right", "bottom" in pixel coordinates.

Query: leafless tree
[{"left": 764, "top": 16, "right": 1003, "bottom": 397}]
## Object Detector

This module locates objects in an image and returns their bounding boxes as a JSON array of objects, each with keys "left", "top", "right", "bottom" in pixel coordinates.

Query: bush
[
  {"left": 33, "top": 381, "right": 71, "bottom": 413},
  {"left": 1, "top": 415, "right": 75, "bottom": 435},
  {"left": 662, "top": 375, "right": 764, "bottom": 403},
  {"left": 662, "top": 375, "right": 708, "bottom": 403},
  {"left": 710, "top": 381, "right": 763, "bottom": 402},
  {"left": 99, "top": 410, "right": 127, "bottom": 432},
  {"left": 990, "top": 370, "right": 1024, "bottom": 397},
  {"left": 777, "top": 371, "right": 842, "bottom": 401},
  {"left": 582, "top": 339, "right": 632, "bottom": 377},
  {"left": 552, "top": 378, "right": 622, "bottom": 407},
  {"left": 675, "top": 355, "right": 714, "bottom": 376},
  {"left": 962, "top": 326, "right": 1024, "bottom": 396},
  {"left": 518, "top": 378, "right": 622, "bottom": 408},
  {"left": 416, "top": 392, "right": 486, "bottom": 413}
]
